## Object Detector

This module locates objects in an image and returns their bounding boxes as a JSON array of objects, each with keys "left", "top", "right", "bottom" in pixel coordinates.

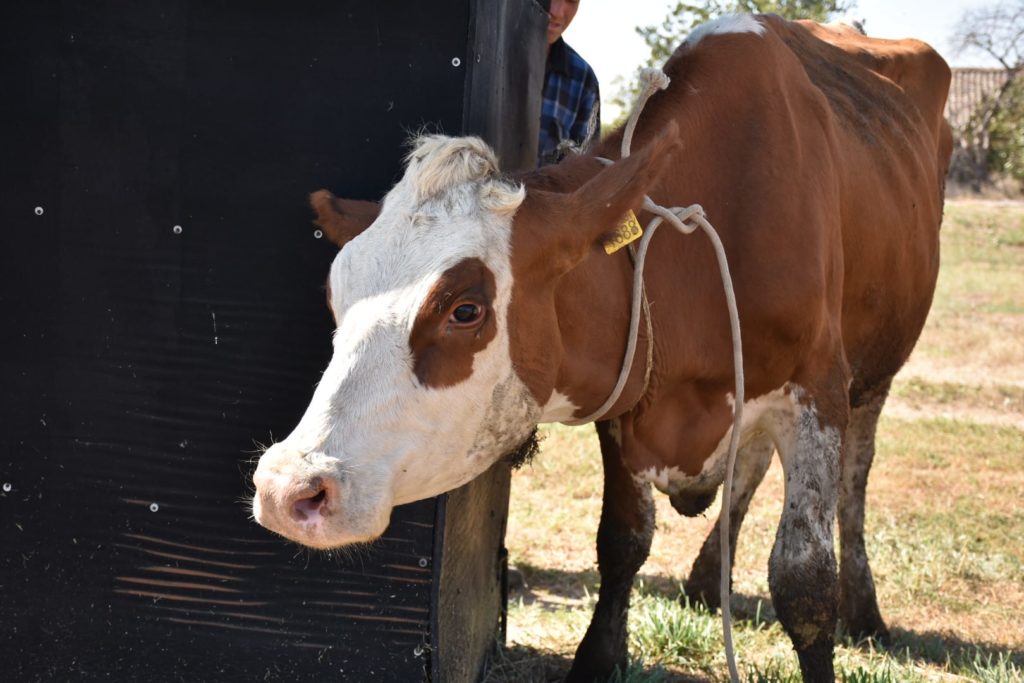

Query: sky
[{"left": 564, "top": 0, "right": 1002, "bottom": 119}]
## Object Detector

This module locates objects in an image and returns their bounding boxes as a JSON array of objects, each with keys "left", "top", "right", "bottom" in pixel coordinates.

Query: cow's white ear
[
  {"left": 515, "top": 122, "right": 680, "bottom": 277},
  {"left": 309, "top": 190, "right": 380, "bottom": 248}
]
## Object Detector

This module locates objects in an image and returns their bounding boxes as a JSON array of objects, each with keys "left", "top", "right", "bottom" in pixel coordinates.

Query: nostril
[{"left": 292, "top": 488, "right": 328, "bottom": 522}]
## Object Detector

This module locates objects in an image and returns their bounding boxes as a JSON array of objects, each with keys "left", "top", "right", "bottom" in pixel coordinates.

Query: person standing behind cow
[{"left": 539, "top": 0, "right": 600, "bottom": 165}]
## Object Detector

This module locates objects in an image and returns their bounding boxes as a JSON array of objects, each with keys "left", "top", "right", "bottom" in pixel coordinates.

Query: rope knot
[
  {"left": 638, "top": 67, "right": 671, "bottom": 93},
  {"left": 622, "top": 69, "right": 672, "bottom": 159}
]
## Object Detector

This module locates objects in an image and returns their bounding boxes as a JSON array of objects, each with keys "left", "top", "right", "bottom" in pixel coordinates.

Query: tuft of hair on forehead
[{"left": 404, "top": 134, "right": 525, "bottom": 215}]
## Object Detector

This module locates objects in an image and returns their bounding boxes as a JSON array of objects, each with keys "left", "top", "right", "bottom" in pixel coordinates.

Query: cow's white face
[
  {"left": 251, "top": 125, "right": 680, "bottom": 549},
  {"left": 252, "top": 136, "right": 541, "bottom": 548}
]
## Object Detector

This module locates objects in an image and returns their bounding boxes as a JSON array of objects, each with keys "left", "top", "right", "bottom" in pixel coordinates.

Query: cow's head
[{"left": 252, "top": 125, "right": 679, "bottom": 548}]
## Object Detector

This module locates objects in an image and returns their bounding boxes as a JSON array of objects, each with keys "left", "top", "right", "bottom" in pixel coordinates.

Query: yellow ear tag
[{"left": 602, "top": 210, "right": 644, "bottom": 255}]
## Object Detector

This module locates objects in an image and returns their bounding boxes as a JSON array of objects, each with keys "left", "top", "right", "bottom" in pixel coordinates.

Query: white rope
[
  {"left": 576, "top": 68, "right": 670, "bottom": 426},
  {"left": 581, "top": 67, "right": 744, "bottom": 683}
]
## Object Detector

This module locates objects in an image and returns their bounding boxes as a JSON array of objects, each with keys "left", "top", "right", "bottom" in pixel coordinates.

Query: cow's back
[{"left": 798, "top": 19, "right": 952, "bottom": 163}]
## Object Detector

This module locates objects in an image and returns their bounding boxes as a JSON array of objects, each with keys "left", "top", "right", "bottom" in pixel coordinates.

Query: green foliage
[{"left": 988, "top": 76, "right": 1024, "bottom": 187}]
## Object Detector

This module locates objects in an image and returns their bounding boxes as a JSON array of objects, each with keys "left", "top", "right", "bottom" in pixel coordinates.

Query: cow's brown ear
[
  {"left": 517, "top": 122, "right": 681, "bottom": 277},
  {"left": 309, "top": 190, "right": 380, "bottom": 248},
  {"left": 569, "top": 121, "right": 680, "bottom": 253}
]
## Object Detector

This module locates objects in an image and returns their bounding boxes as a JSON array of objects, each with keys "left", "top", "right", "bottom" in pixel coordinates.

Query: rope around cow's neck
[{"left": 581, "top": 67, "right": 744, "bottom": 683}]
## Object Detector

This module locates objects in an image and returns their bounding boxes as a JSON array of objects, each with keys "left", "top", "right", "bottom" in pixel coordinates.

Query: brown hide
[
  {"left": 509, "top": 16, "right": 951, "bottom": 478},
  {"left": 409, "top": 258, "right": 498, "bottom": 388}
]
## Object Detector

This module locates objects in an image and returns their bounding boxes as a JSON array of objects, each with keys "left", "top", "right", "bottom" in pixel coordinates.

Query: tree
[
  {"left": 989, "top": 78, "right": 1024, "bottom": 186},
  {"left": 952, "top": 0, "right": 1024, "bottom": 71},
  {"left": 949, "top": 1, "right": 1024, "bottom": 191},
  {"left": 610, "top": 0, "right": 857, "bottom": 121}
]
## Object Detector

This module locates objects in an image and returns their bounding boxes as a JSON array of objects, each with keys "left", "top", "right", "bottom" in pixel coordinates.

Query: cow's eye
[{"left": 450, "top": 302, "right": 483, "bottom": 325}]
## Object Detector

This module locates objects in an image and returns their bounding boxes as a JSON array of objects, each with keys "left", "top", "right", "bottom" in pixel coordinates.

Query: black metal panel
[
  {"left": 1, "top": 1, "right": 471, "bottom": 680},
  {"left": 463, "top": 0, "right": 549, "bottom": 171}
]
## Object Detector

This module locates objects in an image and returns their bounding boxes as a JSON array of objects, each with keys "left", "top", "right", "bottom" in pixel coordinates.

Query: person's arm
[{"left": 570, "top": 68, "right": 600, "bottom": 148}]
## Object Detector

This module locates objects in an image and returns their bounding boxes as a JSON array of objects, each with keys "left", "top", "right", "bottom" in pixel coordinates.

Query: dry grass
[{"left": 486, "top": 200, "right": 1024, "bottom": 682}]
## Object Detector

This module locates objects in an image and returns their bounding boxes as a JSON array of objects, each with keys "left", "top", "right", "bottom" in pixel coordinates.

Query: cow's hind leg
[
  {"left": 567, "top": 418, "right": 654, "bottom": 683},
  {"left": 769, "top": 385, "right": 846, "bottom": 683},
  {"left": 683, "top": 432, "right": 774, "bottom": 609},
  {"left": 839, "top": 379, "right": 892, "bottom": 641}
]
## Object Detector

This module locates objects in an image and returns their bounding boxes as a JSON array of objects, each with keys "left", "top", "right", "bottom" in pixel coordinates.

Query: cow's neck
[
  {"left": 513, "top": 154, "right": 659, "bottom": 426},
  {"left": 520, "top": 142, "right": 742, "bottom": 474},
  {"left": 551, "top": 222, "right": 652, "bottom": 424}
]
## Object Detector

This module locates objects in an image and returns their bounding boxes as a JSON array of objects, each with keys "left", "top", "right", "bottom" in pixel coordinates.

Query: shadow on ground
[
  {"left": 482, "top": 643, "right": 710, "bottom": 683},
  {"left": 505, "top": 562, "right": 1022, "bottom": 680},
  {"left": 510, "top": 560, "right": 775, "bottom": 621},
  {"left": 849, "top": 627, "right": 1024, "bottom": 673}
]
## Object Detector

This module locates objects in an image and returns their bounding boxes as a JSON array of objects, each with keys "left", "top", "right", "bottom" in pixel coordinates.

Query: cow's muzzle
[
  {"left": 251, "top": 449, "right": 341, "bottom": 547},
  {"left": 251, "top": 446, "right": 389, "bottom": 548}
]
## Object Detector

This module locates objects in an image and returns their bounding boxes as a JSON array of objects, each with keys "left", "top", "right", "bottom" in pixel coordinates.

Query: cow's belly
[{"left": 631, "top": 385, "right": 794, "bottom": 500}]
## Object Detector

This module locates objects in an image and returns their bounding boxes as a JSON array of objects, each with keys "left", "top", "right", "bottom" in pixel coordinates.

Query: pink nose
[
  {"left": 289, "top": 477, "right": 333, "bottom": 523},
  {"left": 253, "top": 467, "right": 338, "bottom": 527}
]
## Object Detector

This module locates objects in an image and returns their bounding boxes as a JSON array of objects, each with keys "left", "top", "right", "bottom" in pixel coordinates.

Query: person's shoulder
[{"left": 561, "top": 40, "right": 596, "bottom": 78}]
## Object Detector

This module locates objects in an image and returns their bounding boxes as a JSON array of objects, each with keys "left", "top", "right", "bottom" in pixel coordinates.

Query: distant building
[{"left": 945, "top": 67, "right": 1015, "bottom": 131}]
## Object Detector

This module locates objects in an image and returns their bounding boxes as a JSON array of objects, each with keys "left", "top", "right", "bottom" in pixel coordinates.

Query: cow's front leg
[
  {"left": 683, "top": 432, "right": 774, "bottom": 609},
  {"left": 769, "top": 389, "right": 845, "bottom": 683},
  {"left": 567, "top": 418, "right": 654, "bottom": 683}
]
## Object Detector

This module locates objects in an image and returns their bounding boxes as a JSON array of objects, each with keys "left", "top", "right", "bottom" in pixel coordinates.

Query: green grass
[
  {"left": 629, "top": 591, "right": 721, "bottom": 671},
  {"left": 905, "top": 203, "right": 1024, "bottom": 383},
  {"left": 931, "top": 205, "right": 1024, "bottom": 315}
]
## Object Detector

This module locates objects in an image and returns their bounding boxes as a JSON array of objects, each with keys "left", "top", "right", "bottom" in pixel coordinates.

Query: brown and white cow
[{"left": 252, "top": 14, "right": 952, "bottom": 682}]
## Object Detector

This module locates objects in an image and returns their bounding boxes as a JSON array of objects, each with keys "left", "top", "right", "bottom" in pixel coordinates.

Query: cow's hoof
[
  {"left": 682, "top": 556, "right": 723, "bottom": 612},
  {"left": 682, "top": 578, "right": 720, "bottom": 612},
  {"left": 839, "top": 590, "right": 889, "bottom": 644},
  {"left": 840, "top": 610, "right": 890, "bottom": 645},
  {"left": 566, "top": 631, "right": 625, "bottom": 682},
  {"left": 565, "top": 657, "right": 623, "bottom": 683},
  {"left": 796, "top": 639, "right": 835, "bottom": 683}
]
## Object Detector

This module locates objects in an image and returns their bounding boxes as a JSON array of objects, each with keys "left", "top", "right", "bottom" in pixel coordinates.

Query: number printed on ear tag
[{"left": 602, "top": 210, "right": 644, "bottom": 255}]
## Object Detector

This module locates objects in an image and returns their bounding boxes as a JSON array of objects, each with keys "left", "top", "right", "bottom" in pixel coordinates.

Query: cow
[
  {"left": 680, "top": 17, "right": 955, "bottom": 636},
  {"left": 252, "top": 14, "right": 952, "bottom": 682}
]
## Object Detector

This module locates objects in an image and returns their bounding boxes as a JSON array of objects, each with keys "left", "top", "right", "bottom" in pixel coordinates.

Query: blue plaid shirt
[{"left": 539, "top": 38, "right": 600, "bottom": 166}]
